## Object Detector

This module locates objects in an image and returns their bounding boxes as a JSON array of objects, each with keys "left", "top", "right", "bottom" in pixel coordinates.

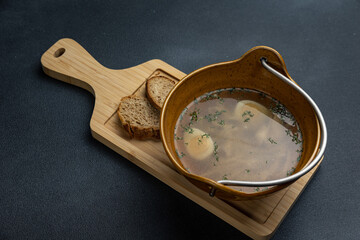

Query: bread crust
[
  {"left": 117, "top": 95, "right": 160, "bottom": 140},
  {"left": 146, "top": 76, "right": 177, "bottom": 110}
]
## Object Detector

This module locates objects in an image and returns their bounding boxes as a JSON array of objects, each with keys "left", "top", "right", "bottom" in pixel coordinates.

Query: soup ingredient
[
  {"left": 146, "top": 76, "right": 177, "bottom": 110},
  {"left": 174, "top": 88, "right": 303, "bottom": 193},
  {"left": 117, "top": 95, "right": 160, "bottom": 139},
  {"left": 183, "top": 128, "right": 214, "bottom": 160}
]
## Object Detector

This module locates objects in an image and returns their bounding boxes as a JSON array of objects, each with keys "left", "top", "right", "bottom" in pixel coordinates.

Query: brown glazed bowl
[{"left": 160, "top": 46, "right": 321, "bottom": 201}]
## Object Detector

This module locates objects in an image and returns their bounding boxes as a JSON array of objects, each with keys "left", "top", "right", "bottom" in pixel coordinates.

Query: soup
[{"left": 174, "top": 88, "right": 303, "bottom": 193}]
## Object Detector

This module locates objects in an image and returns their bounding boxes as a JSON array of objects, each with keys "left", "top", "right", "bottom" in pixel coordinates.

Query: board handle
[{"left": 41, "top": 38, "right": 108, "bottom": 96}]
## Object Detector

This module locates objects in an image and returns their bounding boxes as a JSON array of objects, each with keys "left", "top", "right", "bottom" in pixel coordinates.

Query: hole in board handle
[{"left": 54, "top": 48, "right": 65, "bottom": 58}]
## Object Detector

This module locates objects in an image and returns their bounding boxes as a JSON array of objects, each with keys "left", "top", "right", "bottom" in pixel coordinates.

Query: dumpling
[{"left": 183, "top": 128, "right": 214, "bottom": 160}]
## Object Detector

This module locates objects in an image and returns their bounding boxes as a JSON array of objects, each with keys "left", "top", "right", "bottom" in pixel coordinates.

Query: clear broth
[{"left": 174, "top": 88, "right": 303, "bottom": 193}]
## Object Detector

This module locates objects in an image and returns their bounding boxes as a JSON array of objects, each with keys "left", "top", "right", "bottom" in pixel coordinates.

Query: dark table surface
[{"left": 1, "top": 0, "right": 359, "bottom": 239}]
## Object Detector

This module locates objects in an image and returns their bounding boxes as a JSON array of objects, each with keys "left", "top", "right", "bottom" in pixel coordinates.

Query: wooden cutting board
[{"left": 41, "top": 38, "right": 323, "bottom": 239}]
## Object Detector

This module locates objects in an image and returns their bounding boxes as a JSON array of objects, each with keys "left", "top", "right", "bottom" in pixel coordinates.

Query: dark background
[{"left": 1, "top": 0, "right": 359, "bottom": 239}]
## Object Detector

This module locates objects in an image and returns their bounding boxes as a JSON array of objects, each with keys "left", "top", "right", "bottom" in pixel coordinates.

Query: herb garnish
[
  {"left": 201, "top": 133, "right": 210, "bottom": 138},
  {"left": 204, "top": 93, "right": 224, "bottom": 104},
  {"left": 174, "top": 133, "right": 183, "bottom": 140},
  {"left": 286, "top": 167, "right": 295, "bottom": 176},
  {"left": 189, "top": 109, "right": 200, "bottom": 123},
  {"left": 204, "top": 110, "right": 226, "bottom": 122},
  {"left": 285, "top": 129, "right": 302, "bottom": 144},
  {"left": 175, "top": 150, "right": 186, "bottom": 159},
  {"left": 242, "top": 110, "right": 254, "bottom": 122},
  {"left": 218, "top": 120, "right": 225, "bottom": 126},
  {"left": 242, "top": 110, "right": 254, "bottom": 117},
  {"left": 268, "top": 138, "right": 277, "bottom": 144},
  {"left": 270, "top": 102, "right": 296, "bottom": 123},
  {"left": 182, "top": 125, "right": 194, "bottom": 134},
  {"left": 213, "top": 142, "right": 219, "bottom": 162}
]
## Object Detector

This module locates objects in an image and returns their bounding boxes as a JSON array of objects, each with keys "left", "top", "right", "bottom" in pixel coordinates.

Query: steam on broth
[{"left": 174, "top": 88, "right": 303, "bottom": 193}]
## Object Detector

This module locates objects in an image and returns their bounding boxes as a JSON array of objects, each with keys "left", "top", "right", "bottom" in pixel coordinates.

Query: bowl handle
[{"left": 215, "top": 58, "right": 328, "bottom": 189}]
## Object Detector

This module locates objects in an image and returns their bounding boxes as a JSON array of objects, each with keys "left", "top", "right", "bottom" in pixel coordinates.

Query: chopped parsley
[
  {"left": 204, "top": 93, "right": 224, "bottom": 103},
  {"left": 242, "top": 110, "right": 254, "bottom": 122},
  {"left": 182, "top": 125, "right": 194, "bottom": 134},
  {"left": 285, "top": 129, "right": 302, "bottom": 144},
  {"left": 201, "top": 133, "right": 210, "bottom": 138},
  {"left": 175, "top": 150, "right": 186, "bottom": 159},
  {"left": 174, "top": 133, "right": 183, "bottom": 140},
  {"left": 268, "top": 138, "right": 277, "bottom": 144},
  {"left": 286, "top": 167, "right": 295, "bottom": 176},
  {"left": 189, "top": 109, "right": 200, "bottom": 123},
  {"left": 213, "top": 142, "right": 219, "bottom": 162},
  {"left": 204, "top": 110, "right": 226, "bottom": 122}
]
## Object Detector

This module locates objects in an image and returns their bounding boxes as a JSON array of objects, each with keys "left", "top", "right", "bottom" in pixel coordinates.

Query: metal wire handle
[{"left": 216, "top": 58, "right": 328, "bottom": 188}]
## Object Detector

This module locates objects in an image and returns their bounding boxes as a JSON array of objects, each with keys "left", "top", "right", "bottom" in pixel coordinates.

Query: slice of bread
[
  {"left": 146, "top": 76, "right": 177, "bottom": 110},
  {"left": 117, "top": 95, "right": 160, "bottom": 139}
]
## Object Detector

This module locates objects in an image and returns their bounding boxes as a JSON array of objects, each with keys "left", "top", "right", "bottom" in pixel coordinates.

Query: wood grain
[{"left": 41, "top": 38, "right": 323, "bottom": 240}]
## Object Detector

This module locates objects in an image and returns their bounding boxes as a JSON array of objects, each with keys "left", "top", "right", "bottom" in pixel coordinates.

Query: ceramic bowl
[{"left": 160, "top": 46, "right": 322, "bottom": 201}]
